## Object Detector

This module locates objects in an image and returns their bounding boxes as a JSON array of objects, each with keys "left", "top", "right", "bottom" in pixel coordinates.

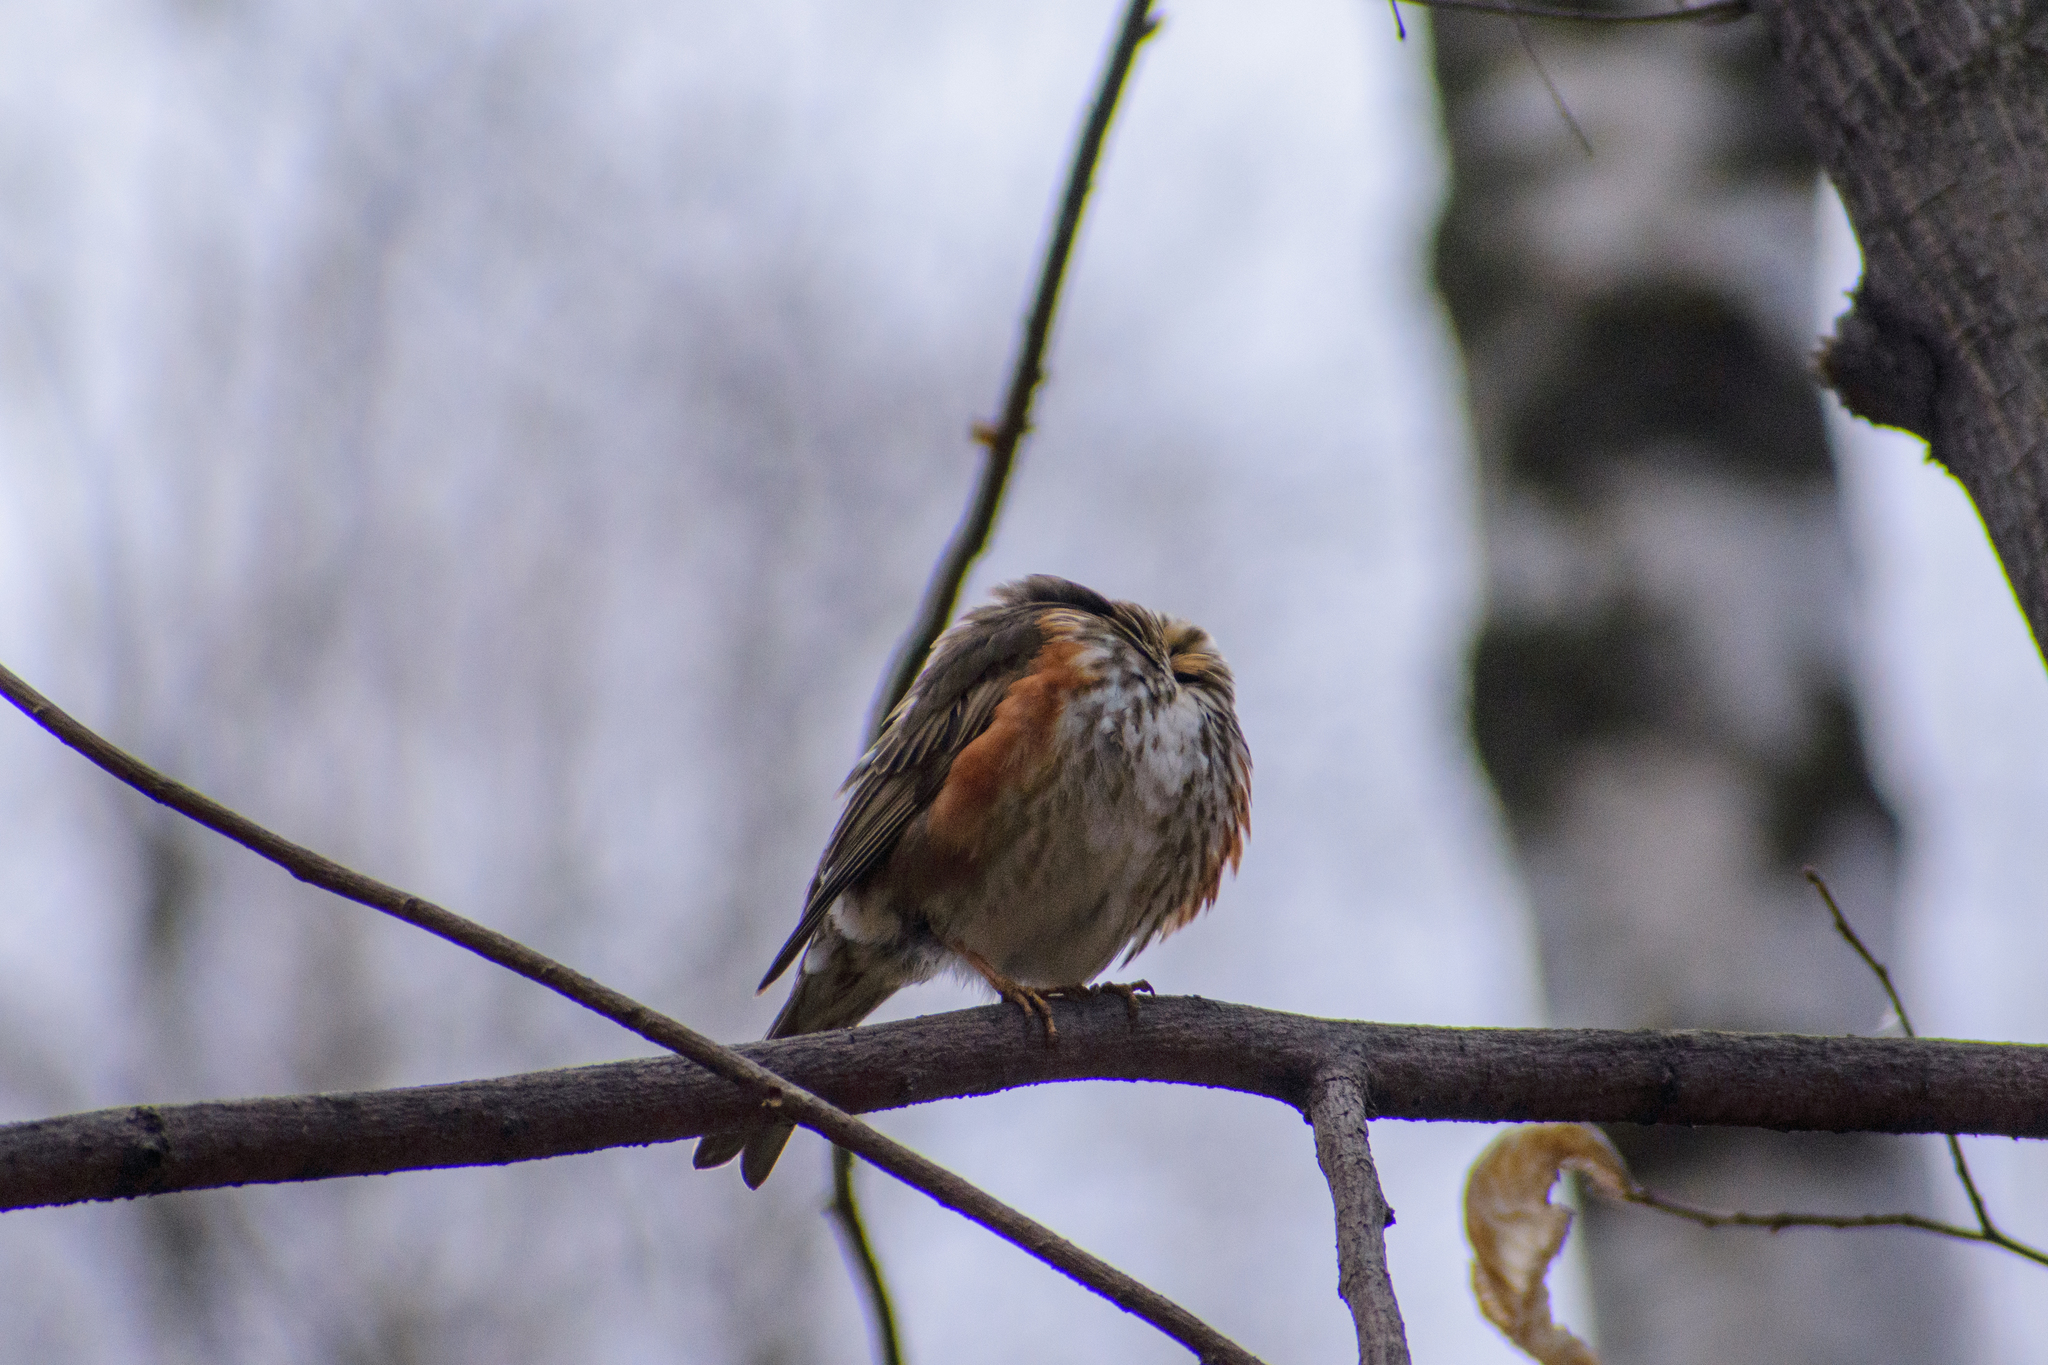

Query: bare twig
[
  {"left": 831, "top": 1146, "right": 905, "bottom": 1365},
  {"left": 1509, "top": 12, "right": 1593, "bottom": 157},
  {"left": 1309, "top": 1072, "right": 1410, "bottom": 1365},
  {"left": 1804, "top": 869, "right": 1912, "bottom": 1033},
  {"left": 868, "top": 0, "right": 1160, "bottom": 735},
  {"left": 1610, "top": 872, "right": 2048, "bottom": 1271},
  {"left": 1392, "top": 0, "right": 1749, "bottom": 22},
  {"left": 1804, "top": 868, "right": 2045, "bottom": 1265},
  {"left": 1625, "top": 1186, "right": 2048, "bottom": 1270},
  {"left": 0, "top": 661, "right": 1263, "bottom": 1365},
  {"left": 1422, "top": 0, "right": 1741, "bottom": 167}
]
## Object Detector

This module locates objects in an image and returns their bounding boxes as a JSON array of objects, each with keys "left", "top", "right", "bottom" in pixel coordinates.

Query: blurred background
[{"left": 0, "top": 1, "right": 2043, "bottom": 1361}]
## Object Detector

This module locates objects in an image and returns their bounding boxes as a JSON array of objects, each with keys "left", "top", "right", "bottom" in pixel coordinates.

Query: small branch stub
[
  {"left": 1816, "top": 285, "right": 1939, "bottom": 438},
  {"left": 1310, "top": 1071, "right": 1411, "bottom": 1365}
]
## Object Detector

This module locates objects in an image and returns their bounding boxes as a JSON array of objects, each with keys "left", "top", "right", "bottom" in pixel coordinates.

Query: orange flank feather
[{"left": 923, "top": 635, "right": 1090, "bottom": 857}]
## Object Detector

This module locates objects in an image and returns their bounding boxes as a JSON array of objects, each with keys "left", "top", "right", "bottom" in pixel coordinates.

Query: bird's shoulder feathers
[{"left": 757, "top": 594, "right": 1097, "bottom": 990}]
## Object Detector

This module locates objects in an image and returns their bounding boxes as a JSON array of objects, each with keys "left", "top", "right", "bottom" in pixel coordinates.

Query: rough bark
[
  {"left": 1766, "top": 0, "right": 2048, "bottom": 657},
  {"left": 1309, "top": 1072, "right": 1410, "bottom": 1365},
  {"left": 6, "top": 995, "right": 2045, "bottom": 1212}
]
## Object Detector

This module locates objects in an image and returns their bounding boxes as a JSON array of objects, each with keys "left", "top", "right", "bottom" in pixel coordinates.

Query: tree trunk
[
  {"left": 1766, "top": 0, "right": 2048, "bottom": 660},
  {"left": 1428, "top": 7, "right": 1967, "bottom": 1361}
]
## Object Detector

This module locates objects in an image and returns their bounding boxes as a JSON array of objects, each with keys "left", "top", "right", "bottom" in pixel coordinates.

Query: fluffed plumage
[{"left": 695, "top": 574, "right": 1251, "bottom": 1186}]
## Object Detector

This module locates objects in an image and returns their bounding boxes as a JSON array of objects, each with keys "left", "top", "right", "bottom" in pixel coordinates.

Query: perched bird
[{"left": 694, "top": 574, "right": 1251, "bottom": 1187}]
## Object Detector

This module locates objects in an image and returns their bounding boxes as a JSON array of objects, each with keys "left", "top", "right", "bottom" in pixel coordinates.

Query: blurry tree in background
[{"left": 1430, "top": 6, "right": 1965, "bottom": 1362}]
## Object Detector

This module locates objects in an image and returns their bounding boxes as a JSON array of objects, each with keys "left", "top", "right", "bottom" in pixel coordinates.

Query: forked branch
[
  {"left": 1609, "top": 871, "right": 2048, "bottom": 1271},
  {"left": 0, "top": 660, "right": 1262, "bottom": 1365},
  {"left": 10, "top": 1001, "right": 2048, "bottom": 1214}
]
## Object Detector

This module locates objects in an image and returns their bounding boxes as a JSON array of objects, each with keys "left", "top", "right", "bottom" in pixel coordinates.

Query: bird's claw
[
  {"left": 953, "top": 942, "right": 1064, "bottom": 1045},
  {"left": 1001, "top": 984, "right": 1060, "bottom": 1044},
  {"left": 1101, "top": 979, "right": 1154, "bottom": 1020},
  {"left": 1045, "top": 979, "right": 1154, "bottom": 1022},
  {"left": 958, "top": 947, "right": 1157, "bottom": 1043}
]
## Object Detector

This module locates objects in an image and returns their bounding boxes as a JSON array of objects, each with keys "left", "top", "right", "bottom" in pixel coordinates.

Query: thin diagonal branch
[
  {"left": 1508, "top": 12, "right": 1593, "bottom": 157},
  {"left": 1611, "top": 872, "right": 2048, "bottom": 1272},
  {"left": 1309, "top": 1072, "right": 1410, "bottom": 1365},
  {"left": 869, "top": 0, "right": 1160, "bottom": 735},
  {"left": 1804, "top": 869, "right": 1914, "bottom": 1035},
  {"left": 840, "top": 2, "right": 1164, "bottom": 1342},
  {"left": 0, "top": 660, "right": 1263, "bottom": 1365},
  {"left": 1804, "top": 867, "right": 2042, "bottom": 1264}
]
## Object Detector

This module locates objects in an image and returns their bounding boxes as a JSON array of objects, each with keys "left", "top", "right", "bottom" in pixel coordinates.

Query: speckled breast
[{"left": 922, "top": 630, "right": 1242, "bottom": 986}]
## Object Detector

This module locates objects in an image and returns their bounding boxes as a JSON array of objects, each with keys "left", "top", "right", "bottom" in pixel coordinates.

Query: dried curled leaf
[{"left": 1464, "top": 1123, "right": 1634, "bottom": 1365}]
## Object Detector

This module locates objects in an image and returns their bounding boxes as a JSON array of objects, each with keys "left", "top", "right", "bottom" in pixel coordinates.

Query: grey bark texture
[
  {"left": 10, "top": 999, "right": 2048, "bottom": 1213},
  {"left": 1765, "top": 0, "right": 2048, "bottom": 657},
  {"left": 1308, "top": 1073, "right": 1410, "bottom": 1365},
  {"left": 1428, "top": 4, "right": 1966, "bottom": 1361}
]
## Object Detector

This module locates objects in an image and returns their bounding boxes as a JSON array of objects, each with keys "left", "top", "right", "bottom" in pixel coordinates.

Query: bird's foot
[
  {"left": 955, "top": 945, "right": 1061, "bottom": 1044},
  {"left": 1100, "top": 979, "right": 1154, "bottom": 1020},
  {"left": 1047, "top": 979, "right": 1154, "bottom": 1021},
  {"left": 1003, "top": 982, "right": 1059, "bottom": 1043}
]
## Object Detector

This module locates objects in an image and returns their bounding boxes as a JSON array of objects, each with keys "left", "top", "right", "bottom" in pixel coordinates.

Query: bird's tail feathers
[{"left": 691, "top": 932, "right": 916, "bottom": 1187}]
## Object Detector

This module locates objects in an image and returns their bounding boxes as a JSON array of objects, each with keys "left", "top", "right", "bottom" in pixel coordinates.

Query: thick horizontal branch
[{"left": 5, "top": 995, "right": 2042, "bottom": 1213}]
